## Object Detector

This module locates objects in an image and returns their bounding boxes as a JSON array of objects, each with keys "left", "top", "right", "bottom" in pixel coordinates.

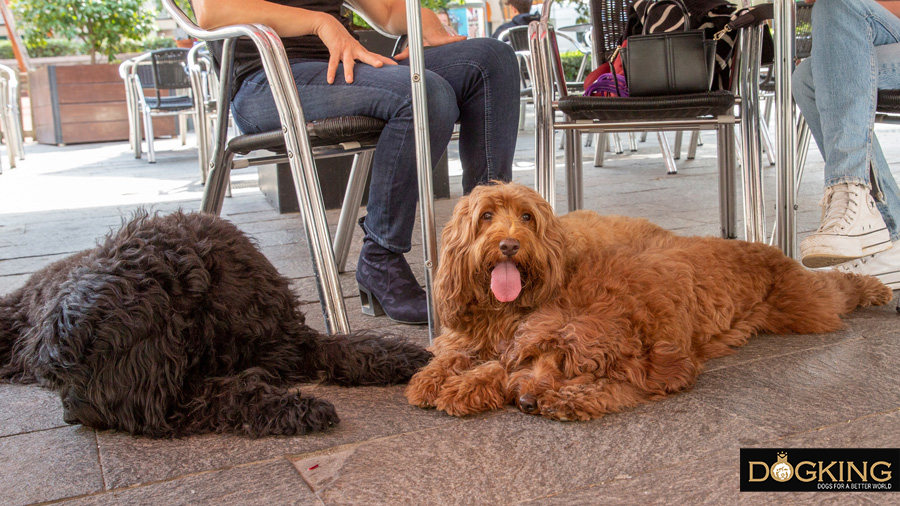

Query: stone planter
[{"left": 30, "top": 63, "right": 175, "bottom": 145}]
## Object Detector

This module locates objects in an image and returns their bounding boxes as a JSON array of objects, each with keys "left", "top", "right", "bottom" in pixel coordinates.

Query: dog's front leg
[
  {"left": 405, "top": 348, "right": 474, "bottom": 408},
  {"left": 433, "top": 360, "right": 509, "bottom": 416}
]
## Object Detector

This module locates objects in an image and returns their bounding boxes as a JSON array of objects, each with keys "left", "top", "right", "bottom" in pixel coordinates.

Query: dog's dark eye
[
  {"left": 521, "top": 213, "right": 532, "bottom": 222},
  {"left": 481, "top": 212, "right": 493, "bottom": 221}
]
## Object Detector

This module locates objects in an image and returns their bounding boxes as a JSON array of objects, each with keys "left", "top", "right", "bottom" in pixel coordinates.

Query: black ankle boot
[{"left": 356, "top": 226, "right": 428, "bottom": 325}]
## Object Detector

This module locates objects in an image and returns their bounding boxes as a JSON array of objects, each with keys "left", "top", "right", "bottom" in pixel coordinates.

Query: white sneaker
[
  {"left": 834, "top": 241, "right": 900, "bottom": 289},
  {"left": 800, "top": 183, "right": 892, "bottom": 268}
]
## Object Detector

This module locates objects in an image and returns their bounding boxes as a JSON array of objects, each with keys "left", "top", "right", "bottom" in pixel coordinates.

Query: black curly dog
[{"left": 0, "top": 211, "right": 431, "bottom": 437}]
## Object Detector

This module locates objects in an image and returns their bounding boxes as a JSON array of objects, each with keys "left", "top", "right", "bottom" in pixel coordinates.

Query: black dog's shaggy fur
[{"left": 0, "top": 211, "right": 431, "bottom": 437}]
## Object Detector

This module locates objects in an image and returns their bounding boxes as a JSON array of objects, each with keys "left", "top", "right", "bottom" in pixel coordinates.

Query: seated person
[
  {"left": 194, "top": 0, "right": 521, "bottom": 324},
  {"left": 793, "top": 0, "right": 900, "bottom": 290},
  {"left": 491, "top": 0, "right": 540, "bottom": 39}
]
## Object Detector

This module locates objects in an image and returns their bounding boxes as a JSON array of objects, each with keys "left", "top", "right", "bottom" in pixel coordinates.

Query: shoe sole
[
  {"left": 800, "top": 230, "right": 892, "bottom": 268},
  {"left": 873, "top": 270, "right": 900, "bottom": 290}
]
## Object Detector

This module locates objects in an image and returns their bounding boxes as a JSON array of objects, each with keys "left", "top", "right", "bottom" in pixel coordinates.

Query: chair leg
[
  {"left": 143, "top": 110, "right": 156, "bottom": 163},
  {"left": 134, "top": 102, "right": 144, "bottom": 159},
  {"left": 611, "top": 133, "right": 623, "bottom": 154},
  {"left": 717, "top": 123, "right": 738, "bottom": 240},
  {"left": 200, "top": 146, "right": 234, "bottom": 215},
  {"left": 179, "top": 113, "right": 188, "bottom": 146},
  {"left": 687, "top": 131, "right": 700, "bottom": 160},
  {"left": 0, "top": 107, "right": 15, "bottom": 169},
  {"left": 657, "top": 132, "right": 677, "bottom": 175},
  {"left": 796, "top": 114, "right": 812, "bottom": 191},
  {"left": 594, "top": 131, "right": 606, "bottom": 167},
  {"left": 564, "top": 129, "right": 583, "bottom": 212},
  {"left": 759, "top": 115, "right": 776, "bottom": 166},
  {"left": 628, "top": 132, "right": 637, "bottom": 152},
  {"left": 640, "top": 131, "right": 648, "bottom": 142},
  {"left": 533, "top": 103, "right": 556, "bottom": 208},
  {"left": 334, "top": 150, "right": 374, "bottom": 272},
  {"left": 519, "top": 98, "right": 527, "bottom": 131},
  {"left": 673, "top": 131, "right": 683, "bottom": 160}
]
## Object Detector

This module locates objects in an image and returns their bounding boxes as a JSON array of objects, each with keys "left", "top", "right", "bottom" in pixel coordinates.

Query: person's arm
[
  {"left": 193, "top": 0, "right": 396, "bottom": 84},
  {"left": 347, "top": 0, "right": 466, "bottom": 59},
  {"left": 878, "top": 1, "right": 900, "bottom": 18}
]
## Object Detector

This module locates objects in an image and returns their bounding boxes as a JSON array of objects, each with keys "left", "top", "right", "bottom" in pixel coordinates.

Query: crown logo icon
[{"left": 771, "top": 452, "right": 793, "bottom": 482}]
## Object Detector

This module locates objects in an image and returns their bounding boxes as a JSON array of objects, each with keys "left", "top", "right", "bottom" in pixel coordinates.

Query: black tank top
[{"left": 208, "top": 0, "right": 357, "bottom": 92}]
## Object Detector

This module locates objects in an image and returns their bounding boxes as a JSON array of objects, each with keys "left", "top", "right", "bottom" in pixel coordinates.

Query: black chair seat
[
  {"left": 228, "top": 115, "right": 386, "bottom": 155},
  {"left": 878, "top": 89, "right": 900, "bottom": 113},
  {"left": 145, "top": 95, "right": 195, "bottom": 111},
  {"left": 557, "top": 90, "right": 736, "bottom": 121}
]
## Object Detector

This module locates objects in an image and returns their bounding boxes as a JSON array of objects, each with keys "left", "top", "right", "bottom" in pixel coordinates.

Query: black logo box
[{"left": 740, "top": 448, "right": 899, "bottom": 492}]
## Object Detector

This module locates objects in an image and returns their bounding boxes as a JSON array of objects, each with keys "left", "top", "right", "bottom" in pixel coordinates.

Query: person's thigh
[{"left": 231, "top": 61, "right": 456, "bottom": 134}]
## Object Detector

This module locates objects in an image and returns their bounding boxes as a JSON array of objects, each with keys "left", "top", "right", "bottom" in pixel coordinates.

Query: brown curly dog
[{"left": 405, "top": 182, "right": 892, "bottom": 421}]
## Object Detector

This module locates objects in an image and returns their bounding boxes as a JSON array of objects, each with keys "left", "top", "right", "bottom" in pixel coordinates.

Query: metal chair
[
  {"left": 129, "top": 48, "right": 198, "bottom": 163},
  {"left": 186, "top": 44, "right": 223, "bottom": 184},
  {"left": 530, "top": 0, "right": 773, "bottom": 241},
  {"left": 498, "top": 26, "right": 534, "bottom": 131},
  {"left": 161, "top": 0, "right": 403, "bottom": 335},
  {"left": 0, "top": 64, "right": 25, "bottom": 169}
]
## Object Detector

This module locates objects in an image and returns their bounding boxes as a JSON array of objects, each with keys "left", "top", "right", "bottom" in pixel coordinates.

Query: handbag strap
[
  {"left": 641, "top": 0, "right": 692, "bottom": 34},
  {"left": 712, "top": 3, "right": 775, "bottom": 41}
]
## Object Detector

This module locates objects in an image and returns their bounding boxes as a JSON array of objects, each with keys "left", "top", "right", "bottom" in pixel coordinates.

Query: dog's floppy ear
[
  {"left": 434, "top": 194, "right": 480, "bottom": 330},
  {"left": 524, "top": 192, "right": 568, "bottom": 306}
]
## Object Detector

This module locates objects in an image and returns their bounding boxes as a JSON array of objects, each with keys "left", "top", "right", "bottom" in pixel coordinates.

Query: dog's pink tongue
[{"left": 491, "top": 261, "right": 522, "bottom": 302}]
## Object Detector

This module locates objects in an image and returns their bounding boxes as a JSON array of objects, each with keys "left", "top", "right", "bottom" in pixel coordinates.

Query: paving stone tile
[
  {"left": 691, "top": 333, "right": 900, "bottom": 437},
  {"left": 0, "top": 384, "right": 67, "bottom": 437},
  {"left": 0, "top": 426, "right": 103, "bottom": 506},
  {"left": 705, "top": 296, "right": 900, "bottom": 374},
  {"left": 291, "top": 393, "right": 772, "bottom": 505},
  {"left": 58, "top": 458, "right": 316, "bottom": 506},
  {"left": 524, "top": 410, "right": 900, "bottom": 505},
  {"left": 97, "top": 385, "right": 455, "bottom": 489}
]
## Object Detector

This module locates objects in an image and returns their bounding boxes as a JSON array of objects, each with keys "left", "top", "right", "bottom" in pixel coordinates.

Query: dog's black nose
[
  {"left": 517, "top": 393, "right": 538, "bottom": 414},
  {"left": 499, "top": 238, "right": 519, "bottom": 257},
  {"left": 62, "top": 407, "right": 80, "bottom": 425}
]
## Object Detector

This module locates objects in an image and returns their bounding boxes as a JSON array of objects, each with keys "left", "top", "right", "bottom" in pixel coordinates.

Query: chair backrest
[
  {"left": 501, "top": 26, "right": 531, "bottom": 52},
  {"left": 588, "top": 0, "right": 630, "bottom": 60},
  {"left": 150, "top": 48, "right": 192, "bottom": 91}
]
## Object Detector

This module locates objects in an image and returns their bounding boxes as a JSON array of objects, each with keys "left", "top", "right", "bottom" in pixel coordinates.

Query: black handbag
[{"left": 621, "top": 0, "right": 717, "bottom": 97}]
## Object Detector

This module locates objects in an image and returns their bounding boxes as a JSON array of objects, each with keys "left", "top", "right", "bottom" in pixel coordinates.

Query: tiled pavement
[{"left": 1, "top": 118, "right": 899, "bottom": 505}]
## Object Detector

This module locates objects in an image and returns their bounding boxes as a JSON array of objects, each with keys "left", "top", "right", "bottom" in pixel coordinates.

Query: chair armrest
[{"left": 161, "top": 0, "right": 314, "bottom": 153}]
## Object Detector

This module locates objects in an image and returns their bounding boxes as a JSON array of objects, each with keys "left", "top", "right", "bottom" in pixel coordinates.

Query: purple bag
[{"left": 583, "top": 72, "right": 629, "bottom": 97}]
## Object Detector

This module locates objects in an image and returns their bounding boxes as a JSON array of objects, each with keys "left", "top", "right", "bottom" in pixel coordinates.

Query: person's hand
[
  {"left": 393, "top": 17, "right": 466, "bottom": 60},
  {"left": 314, "top": 14, "right": 397, "bottom": 83}
]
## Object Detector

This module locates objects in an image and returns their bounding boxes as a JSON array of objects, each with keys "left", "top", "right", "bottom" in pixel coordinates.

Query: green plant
[
  {"left": 0, "top": 41, "right": 13, "bottom": 60},
  {"left": 11, "top": 0, "right": 157, "bottom": 64},
  {"left": 560, "top": 51, "right": 587, "bottom": 82}
]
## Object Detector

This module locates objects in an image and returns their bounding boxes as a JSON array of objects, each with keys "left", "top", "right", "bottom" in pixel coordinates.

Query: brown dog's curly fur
[
  {"left": 405, "top": 182, "right": 892, "bottom": 420},
  {"left": 0, "top": 210, "right": 431, "bottom": 437}
]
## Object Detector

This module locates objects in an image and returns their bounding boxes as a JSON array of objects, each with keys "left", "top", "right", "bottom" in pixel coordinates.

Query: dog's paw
[
  {"left": 405, "top": 370, "right": 444, "bottom": 408},
  {"left": 536, "top": 387, "right": 596, "bottom": 422},
  {"left": 248, "top": 395, "right": 339, "bottom": 437},
  {"left": 434, "top": 374, "right": 505, "bottom": 417}
]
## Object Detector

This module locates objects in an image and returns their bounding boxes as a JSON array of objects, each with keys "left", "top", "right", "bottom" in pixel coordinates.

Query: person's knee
[
  {"left": 455, "top": 38, "right": 519, "bottom": 80},
  {"left": 424, "top": 72, "right": 459, "bottom": 138}
]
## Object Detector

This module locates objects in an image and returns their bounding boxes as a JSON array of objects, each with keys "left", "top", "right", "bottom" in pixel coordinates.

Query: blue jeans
[
  {"left": 232, "top": 37, "right": 520, "bottom": 253},
  {"left": 792, "top": 0, "right": 900, "bottom": 241}
]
